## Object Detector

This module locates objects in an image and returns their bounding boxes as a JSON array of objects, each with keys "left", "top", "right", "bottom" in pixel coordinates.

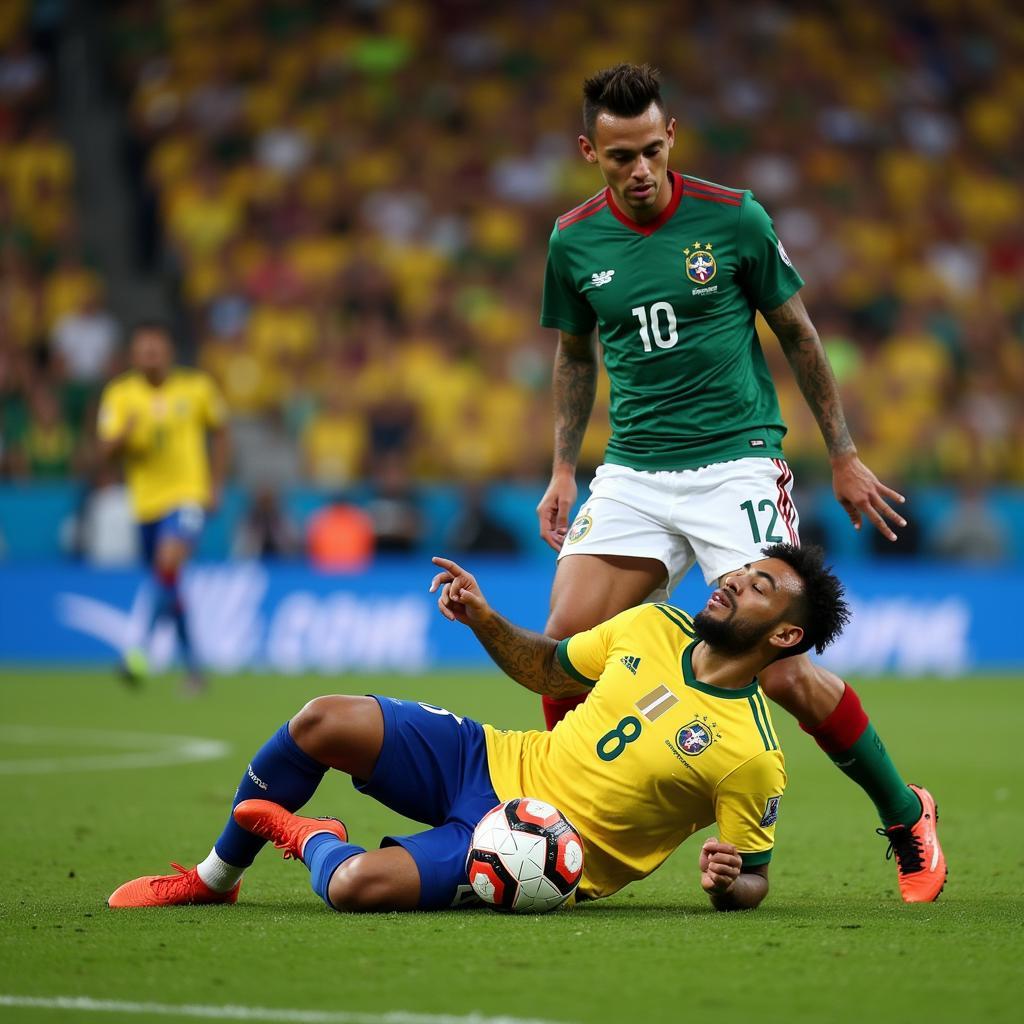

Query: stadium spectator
[
  {"left": 366, "top": 453, "right": 423, "bottom": 554},
  {"left": 301, "top": 390, "right": 367, "bottom": 489},
  {"left": 64, "top": 465, "right": 138, "bottom": 567},
  {"left": 306, "top": 499, "right": 374, "bottom": 571},
  {"left": 232, "top": 485, "right": 301, "bottom": 561},
  {"left": 445, "top": 482, "right": 521, "bottom": 555},
  {"left": 8, "top": 384, "right": 80, "bottom": 479},
  {"left": 930, "top": 481, "right": 1009, "bottom": 565}
]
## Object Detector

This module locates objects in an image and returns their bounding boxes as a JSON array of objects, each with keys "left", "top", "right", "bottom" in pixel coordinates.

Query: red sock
[
  {"left": 156, "top": 565, "right": 179, "bottom": 588},
  {"left": 541, "top": 693, "right": 589, "bottom": 731},
  {"left": 800, "top": 682, "right": 869, "bottom": 754}
]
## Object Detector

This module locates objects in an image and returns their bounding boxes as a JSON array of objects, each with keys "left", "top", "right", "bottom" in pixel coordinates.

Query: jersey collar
[
  {"left": 604, "top": 170, "right": 684, "bottom": 237},
  {"left": 682, "top": 642, "right": 760, "bottom": 700}
]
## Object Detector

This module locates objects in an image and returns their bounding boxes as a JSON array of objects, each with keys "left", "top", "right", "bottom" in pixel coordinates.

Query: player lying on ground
[
  {"left": 534, "top": 64, "right": 944, "bottom": 902},
  {"left": 109, "top": 544, "right": 849, "bottom": 913}
]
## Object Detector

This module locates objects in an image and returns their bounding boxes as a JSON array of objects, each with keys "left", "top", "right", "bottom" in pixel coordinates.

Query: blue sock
[
  {"left": 213, "top": 723, "right": 328, "bottom": 868},
  {"left": 170, "top": 596, "right": 196, "bottom": 672},
  {"left": 303, "top": 833, "right": 366, "bottom": 910},
  {"left": 151, "top": 572, "right": 197, "bottom": 671}
]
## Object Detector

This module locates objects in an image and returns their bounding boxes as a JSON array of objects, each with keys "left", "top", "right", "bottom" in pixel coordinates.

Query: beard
[{"left": 693, "top": 607, "right": 780, "bottom": 657}]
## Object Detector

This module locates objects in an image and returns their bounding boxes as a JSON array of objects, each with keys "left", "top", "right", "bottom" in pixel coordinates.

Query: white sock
[{"left": 196, "top": 848, "right": 245, "bottom": 892}]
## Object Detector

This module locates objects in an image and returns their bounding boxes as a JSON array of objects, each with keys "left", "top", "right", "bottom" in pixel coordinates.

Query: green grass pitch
[{"left": 1, "top": 669, "right": 1021, "bottom": 1024}]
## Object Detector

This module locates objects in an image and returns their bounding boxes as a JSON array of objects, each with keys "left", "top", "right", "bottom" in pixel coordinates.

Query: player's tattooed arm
[
  {"left": 429, "top": 556, "right": 590, "bottom": 698},
  {"left": 470, "top": 612, "right": 590, "bottom": 699},
  {"left": 761, "top": 294, "right": 855, "bottom": 460},
  {"left": 552, "top": 331, "right": 598, "bottom": 472},
  {"left": 762, "top": 294, "right": 907, "bottom": 540},
  {"left": 537, "top": 331, "right": 598, "bottom": 550}
]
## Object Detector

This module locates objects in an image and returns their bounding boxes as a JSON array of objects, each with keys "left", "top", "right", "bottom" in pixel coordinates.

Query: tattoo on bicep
[{"left": 763, "top": 298, "right": 854, "bottom": 458}]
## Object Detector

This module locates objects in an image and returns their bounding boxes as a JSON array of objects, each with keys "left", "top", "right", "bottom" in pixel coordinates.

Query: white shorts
[{"left": 558, "top": 458, "right": 800, "bottom": 597}]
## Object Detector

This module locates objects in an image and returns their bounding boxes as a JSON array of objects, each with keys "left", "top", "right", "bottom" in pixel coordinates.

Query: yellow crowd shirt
[
  {"left": 483, "top": 605, "right": 786, "bottom": 900},
  {"left": 97, "top": 369, "right": 226, "bottom": 522}
]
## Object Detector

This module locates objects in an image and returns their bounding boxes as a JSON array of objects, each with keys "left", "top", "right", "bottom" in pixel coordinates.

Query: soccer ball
[{"left": 466, "top": 798, "right": 584, "bottom": 913}]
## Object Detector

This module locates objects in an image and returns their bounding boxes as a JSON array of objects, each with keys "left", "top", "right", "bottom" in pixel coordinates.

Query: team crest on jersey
[
  {"left": 684, "top": 241, "right": 716, "bottom": 284},
  {"left": 760, "top": 796, "right": 782, "bottom": 827},
  {"left": 676, "top": 721, "right": 713, "bottom": 756},
  {"left": 566, "top": 513, "right": 593, "bottom": 544}
]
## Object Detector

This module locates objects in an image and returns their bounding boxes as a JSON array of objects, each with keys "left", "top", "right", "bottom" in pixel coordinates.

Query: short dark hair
[
  {"left": 582, "top": 63, "right": 666, "bottom": 139},
  {"left": 760, "top": 543, "right": 850, "bottom": 658},
  {"left": 129, "top": 319, "right": 174, "bottom": 343}
]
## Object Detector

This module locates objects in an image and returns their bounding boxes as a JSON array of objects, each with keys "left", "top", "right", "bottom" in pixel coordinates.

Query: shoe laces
[
  {"left": 274, "top": 817, "right": 346, "bottom": 860},
  {"left": 150, "top": 862, "right": 199, "bottom": 898},
  {"left": 272, "top": 838, "right": 298, "bottom": 860},
  {"left": 877, "top": 826, "right": 924, "bottom": 875}
]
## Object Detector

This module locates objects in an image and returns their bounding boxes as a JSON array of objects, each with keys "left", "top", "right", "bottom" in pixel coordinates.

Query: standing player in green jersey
[{"left": 535, "top": 63, "right": 945, "bottom": 904}]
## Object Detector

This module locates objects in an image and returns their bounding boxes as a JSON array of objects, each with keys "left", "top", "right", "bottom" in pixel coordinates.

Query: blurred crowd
[
  {"left": 1, "top": 0, "right": 1023, "bottom": 496},
  {"left": 0, "top": 0, "right": 117, "bottom": 481}
]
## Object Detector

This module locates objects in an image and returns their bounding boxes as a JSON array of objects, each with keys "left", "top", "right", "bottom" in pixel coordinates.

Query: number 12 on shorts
[{"left": 740, "top": 499, "right": 784, "bottom": 544}]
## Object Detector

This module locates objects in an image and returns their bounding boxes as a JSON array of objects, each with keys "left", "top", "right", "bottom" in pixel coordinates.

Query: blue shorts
[
  {"left": 355, "top": 696, "right": 500, "bottom": 910},
  {"left": 139, "top": 505, "right": 205, "bottom": 566}
]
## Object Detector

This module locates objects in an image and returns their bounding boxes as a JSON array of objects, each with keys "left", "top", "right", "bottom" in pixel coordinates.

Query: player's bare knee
[
  {"left": 327, "top": 855, "right": 401, "bottom": 912},
  {"left": 759, "top": 655, "right": 842, "bottom": 725},
  {"left": 758, "top": 660, "right": 804, "bottom": 703},
  {"left": 544, "top": 599, "right": 594, "bottom": 640},
  {"left": 544, "top": 610, "right": 574, "bottom": 641},
  {"left": 289, "top": 695, "right": 348, "bottom": 752}
]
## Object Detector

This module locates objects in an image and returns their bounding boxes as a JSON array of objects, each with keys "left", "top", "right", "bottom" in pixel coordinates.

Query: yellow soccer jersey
[
  {"left": 97, "top": 369, "right": 226, "bottom": 522},
  {"left": 483, "top": 604, "right": 786, "bottom": 900}
]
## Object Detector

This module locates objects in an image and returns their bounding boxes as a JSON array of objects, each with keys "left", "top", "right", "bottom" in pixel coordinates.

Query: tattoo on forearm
[
  {"left": 472, "top": 613, "right": 587, "bottom": 698},
  {"left": 763, "top": 298, "right": 855, "bottom": 459},
  {"left": 552, "top": 334, "right": 598, "bottom": 469}
]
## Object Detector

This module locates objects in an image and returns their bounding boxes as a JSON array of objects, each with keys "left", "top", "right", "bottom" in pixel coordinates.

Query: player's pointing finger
[{"left": 431, "top": 555, "right": 463, "bottom": 573}]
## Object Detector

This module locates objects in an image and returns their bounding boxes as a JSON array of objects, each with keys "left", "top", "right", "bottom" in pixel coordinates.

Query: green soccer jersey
[{"left": 541, "top": 172, "right": 804, "bottom": 471}]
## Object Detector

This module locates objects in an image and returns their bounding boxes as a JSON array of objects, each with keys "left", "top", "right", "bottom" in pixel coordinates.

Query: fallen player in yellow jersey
[{"left": 108, "top": 543, "right": 880, "bottom": 914}]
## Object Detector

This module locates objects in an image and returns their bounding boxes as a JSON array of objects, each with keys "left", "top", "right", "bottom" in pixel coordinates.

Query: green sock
[{"left": 827, "top": 724, "right": 922, "bottom": 829}]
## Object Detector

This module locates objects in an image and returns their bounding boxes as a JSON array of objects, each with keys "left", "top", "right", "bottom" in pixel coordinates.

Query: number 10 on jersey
[{"left": 632, "top": 302, "right": 679, "bottom": 352}]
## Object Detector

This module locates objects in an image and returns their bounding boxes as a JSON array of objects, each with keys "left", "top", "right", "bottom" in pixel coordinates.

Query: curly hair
[
  {"left": 582, "top": 63, "right": 666, "bottom": 138},
  {"left": 759, "top": 543, "right": 851, "bottom": 658}
]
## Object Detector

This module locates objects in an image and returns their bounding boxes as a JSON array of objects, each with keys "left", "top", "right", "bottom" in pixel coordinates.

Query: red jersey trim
[
  {"left": 682, "top": 186, "right": 742, "bottom": 207},
  {"left": 681, "top": 177, "right": 744, "bottom": 207},
  {"left": 558, "top": 195, "right": 608, "bottom": 231},
  {"left": 557, "top": 190, "right": 608, "bottom": 229},
  {"left": 681, "top": 176, "right": 744, "bottom": 198},
  {"left": 604, "top": 170, "right": 684, "bottom": 237}
]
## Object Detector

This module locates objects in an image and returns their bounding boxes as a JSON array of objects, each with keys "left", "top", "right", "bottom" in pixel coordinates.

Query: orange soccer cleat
[
  {"left": 879, "top": 783, "right": 947, "bottom": 903},
  {"left": 107, "top": 863, "right": 241, "bottom": 908},
  {"left": 233, "top": 799, "right": 348, "bottom": 862}
]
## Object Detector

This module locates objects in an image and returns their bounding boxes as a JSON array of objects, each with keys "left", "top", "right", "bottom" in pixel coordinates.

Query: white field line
[
  {"left": 0, "top": 995, "right": 573, "bottom": 1024},
  {"left": 0, "top": 725, "right": 229, "bottom": 775}
]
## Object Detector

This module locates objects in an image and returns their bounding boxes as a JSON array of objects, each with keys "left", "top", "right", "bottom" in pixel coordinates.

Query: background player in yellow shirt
[
  {"left": 108, "top": 543, "right": 860, "bottom": 914},
  {"left": 97, "top": 322, "right": 229, "bottom": 692}
]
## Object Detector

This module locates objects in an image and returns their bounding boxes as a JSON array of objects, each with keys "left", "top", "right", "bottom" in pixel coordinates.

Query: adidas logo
[
  {"left": 591, "top": 269, "right": 615, "bottom": 287},
  {"left": 620, "top": 655, "right": 641, "bottom": 675}
]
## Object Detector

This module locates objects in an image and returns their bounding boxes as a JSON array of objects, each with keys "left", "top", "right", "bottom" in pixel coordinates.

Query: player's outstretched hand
[
  {"left": 429, "top": 556, "right": 493, "bottom": 627},
  {"left": 831, "top": 452, "right": 907, "bottom": 542},
  {"left": 699, "top": 838, "right": 742, "bottom": 893},
  {"left": 537, "top": 472, "right": 578, "bottom": 552}
]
